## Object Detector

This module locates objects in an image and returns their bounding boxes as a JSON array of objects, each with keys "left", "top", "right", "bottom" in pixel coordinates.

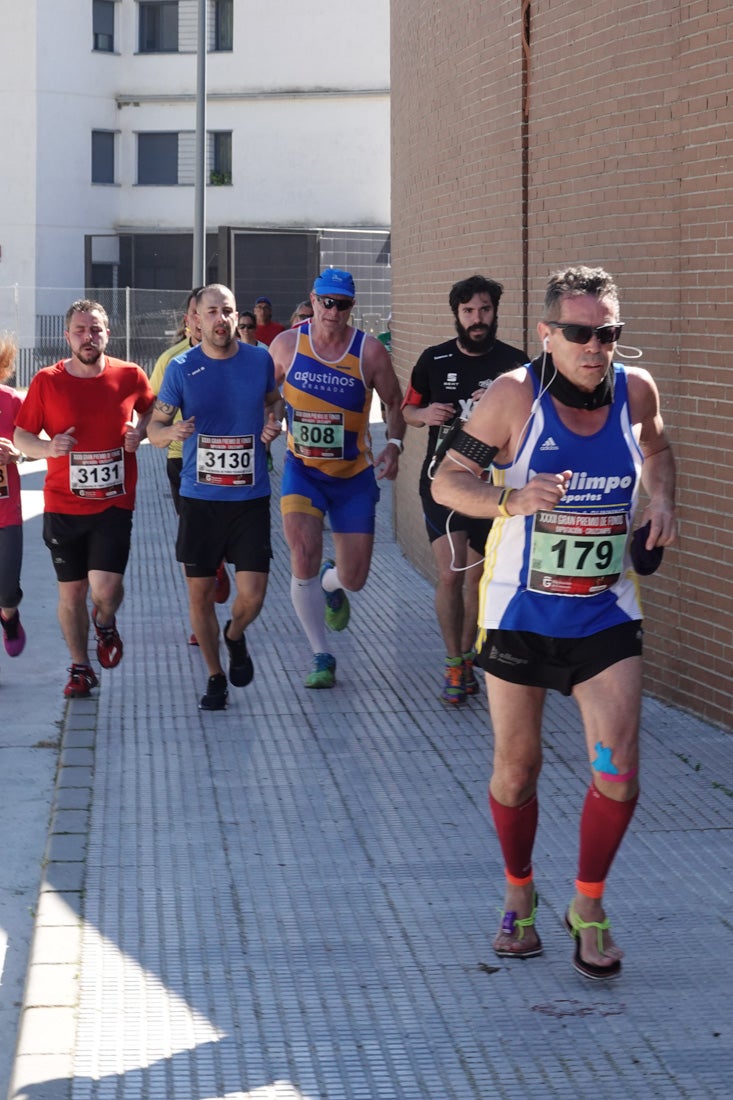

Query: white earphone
[{"left": 543, "top": 334, "right": 550, "bottom": 351}]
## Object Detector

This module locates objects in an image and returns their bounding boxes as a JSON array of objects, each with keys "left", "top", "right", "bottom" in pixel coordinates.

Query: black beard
[
  {"left": 77, "top": 347, "right": 103, "bottom": 364},
  {"left": 530, "top": 354, "right": 615, "bottom": 410},
  {"left": 455, "top": 317, "right": 498, "bottom": 355}
]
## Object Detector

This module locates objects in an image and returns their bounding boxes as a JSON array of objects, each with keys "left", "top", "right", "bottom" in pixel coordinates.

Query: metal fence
[
  {"left": 0, "top": 284, "right": 390, "bottom": 388},
  {"left": 0, "top": 286, "right": 192, "bottom": 387}
]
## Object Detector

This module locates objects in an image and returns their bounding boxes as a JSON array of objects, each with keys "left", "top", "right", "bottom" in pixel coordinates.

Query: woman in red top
[{"left": 0, "top": 335, "right": 27, "bottom": 659}]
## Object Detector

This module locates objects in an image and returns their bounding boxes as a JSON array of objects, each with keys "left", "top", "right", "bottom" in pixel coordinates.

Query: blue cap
[
  {"left": 254, "top": 296, "right": 271, "bottom": 306},
  {"left": 313, "top": 268, "right": 355, "bottom": 298}
]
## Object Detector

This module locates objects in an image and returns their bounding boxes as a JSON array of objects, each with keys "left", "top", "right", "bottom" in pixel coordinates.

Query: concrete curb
[{"left": 7, "top": 696, "right": 98, "bottom": 1100}]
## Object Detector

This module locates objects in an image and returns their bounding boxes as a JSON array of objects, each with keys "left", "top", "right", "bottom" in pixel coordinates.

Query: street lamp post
[{"left": 192, "top": 0, "right": 207, "bottom": 287}]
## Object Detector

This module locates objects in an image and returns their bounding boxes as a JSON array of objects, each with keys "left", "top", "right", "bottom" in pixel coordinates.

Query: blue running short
[{"left": 280, "top": 455, "right": 380, "bottom": 534}]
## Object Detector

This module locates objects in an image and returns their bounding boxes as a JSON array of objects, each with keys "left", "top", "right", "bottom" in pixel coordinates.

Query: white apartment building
[{"left": 0, "top": 0, "right": 390, "bottom": 374}]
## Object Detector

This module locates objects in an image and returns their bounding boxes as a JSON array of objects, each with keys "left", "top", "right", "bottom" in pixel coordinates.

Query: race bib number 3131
[
  {"left": 70, "top": 448, "right": 125, "bottom": 498},
  {"left": 528, "top": 510, "right": 628, "bottom": 596}
]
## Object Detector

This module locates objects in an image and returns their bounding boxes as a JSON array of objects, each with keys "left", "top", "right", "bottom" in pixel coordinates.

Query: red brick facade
[{"left": 390, "top": 1, "right": 733, "bottom": 728}]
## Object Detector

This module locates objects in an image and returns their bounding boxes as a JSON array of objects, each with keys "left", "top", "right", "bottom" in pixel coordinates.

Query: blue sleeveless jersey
[{"left": 478, "top": 365, "right": 644, "bottom": 640}]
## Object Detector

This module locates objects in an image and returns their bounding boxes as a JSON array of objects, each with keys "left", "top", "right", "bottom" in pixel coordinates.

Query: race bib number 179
[{"left": 528, "top": 510, "right": 628, "bottom": 596}]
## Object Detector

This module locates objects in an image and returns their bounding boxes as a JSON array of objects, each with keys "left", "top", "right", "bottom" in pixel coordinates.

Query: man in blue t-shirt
[{"left": 149, "top": 283, "right": 283, "bottom": 710}]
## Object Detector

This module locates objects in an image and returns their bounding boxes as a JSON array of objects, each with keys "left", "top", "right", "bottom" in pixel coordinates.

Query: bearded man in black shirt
[{"left": 402, "top": 275, "right": 527, "bottom": 706}]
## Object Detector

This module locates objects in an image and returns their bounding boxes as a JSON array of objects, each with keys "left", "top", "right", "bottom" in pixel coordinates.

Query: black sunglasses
[
  {"left": 297, "top": 312, "right": 313, "bottom": 320},
  {"left": 316, "top": 295, "right": 353, "bottom": 312},
  {"left": 238, "top": 323, "right": 256, "bottom": 330},
  {"left": 548, "top": 321, "right": 624, "bottom": 346}
]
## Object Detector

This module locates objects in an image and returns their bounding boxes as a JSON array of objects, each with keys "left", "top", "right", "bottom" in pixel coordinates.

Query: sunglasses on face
[
  {"left": 238, "top": 323, "right": 255, "bottom": 330},
  {"left": 548, "top": 321, "right": 624, "bottom": 346},
  {"left": 298, "top": 312, "right": 313, "bottom": 320},
  {"left": 316, "top": 295, "right": 353, "bottom": 312}
]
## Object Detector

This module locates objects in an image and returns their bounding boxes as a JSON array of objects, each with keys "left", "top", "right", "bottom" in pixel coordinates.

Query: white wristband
[{"left": 387, "top": 438, "right": 404, "bottom": 453}]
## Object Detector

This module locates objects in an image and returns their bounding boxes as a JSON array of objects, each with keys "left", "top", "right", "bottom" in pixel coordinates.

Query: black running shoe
[
  {"left": 223, "top": 620, "right": 254, "bottom": 687},
  {"left": 199, "top": 673, "right": 228, "bottom": 711}
]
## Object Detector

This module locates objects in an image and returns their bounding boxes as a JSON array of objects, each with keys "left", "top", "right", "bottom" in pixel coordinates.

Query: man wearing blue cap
[{"left": 270, "top": 268, "right": 405, "bottom": 688}]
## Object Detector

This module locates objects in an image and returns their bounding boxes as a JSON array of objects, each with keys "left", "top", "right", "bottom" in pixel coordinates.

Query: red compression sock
[
  {"left": 577, "top": 783, "right": 638, "bottom": 887},
  {"left": 489, "top": 791, "right": 538, "bottom": 881}
]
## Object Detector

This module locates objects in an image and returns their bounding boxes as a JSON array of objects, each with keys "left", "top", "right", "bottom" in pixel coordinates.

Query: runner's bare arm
[
  {"left": 364, "top": 337, "right": 405, "bottom": 480},
  {"left": 123, "top": 400, "right": 155, "bottom": 451},
  {"left": 262, "top": 386, "right": 285, "bottom": 444},
  {"left": 14, "top": 425, "right": 77, "bottom": 459},
  {"left": 268, "top": 329, "right": 298, "bottom": 388},
  {"left": 628, "top": 368, "right": 677, "bottom": 548},
  {"left": 147, "top": 399, "right": 195, "bottom": 449},
  {"left": 431, "top": 372, "right": 570, "bottom": 518}
]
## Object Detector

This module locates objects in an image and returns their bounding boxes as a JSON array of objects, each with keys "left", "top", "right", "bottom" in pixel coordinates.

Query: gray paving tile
[{"left": 8, "top": 438, "right": 733, "bottom": 1100}]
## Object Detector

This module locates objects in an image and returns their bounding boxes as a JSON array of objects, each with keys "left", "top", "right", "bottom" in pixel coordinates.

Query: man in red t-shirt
[
  {"left": 253, "top": 297, "right": 286, "bottom": 346},
  {"left": 15, "top": 299, "right": 155, "bottom": 698}
]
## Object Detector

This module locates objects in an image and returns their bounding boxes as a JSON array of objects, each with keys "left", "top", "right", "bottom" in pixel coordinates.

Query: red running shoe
[
  {"left": 64, "top": 663, "right": 99, "bottom": 698},
  {"left": 214, "top": 562, "right": 230, "bottom": 604},
  {"left": 92, "top": 608, "right": 124, "bottom": 668}
]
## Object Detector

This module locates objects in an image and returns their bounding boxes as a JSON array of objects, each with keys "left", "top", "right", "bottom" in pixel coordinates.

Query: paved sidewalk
[
  {"left": 0, "top": 462, "right": 63, "bottom": 1099},
  {"left": 5, "top": 435, "right": 733, "bottom": 1100}
]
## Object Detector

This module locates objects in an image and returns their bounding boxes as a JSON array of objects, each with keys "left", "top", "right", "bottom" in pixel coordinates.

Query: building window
[
  {"left": 210, "top": 132, "right": 232, "bottom": 185},
  {"left": 93, "top": 0, "right": 115, "bottom": 52},
  {"left": 92, "top": 131, "right": 116, "bottom": 184},
  {"left": 214, "top": 0, "right": 233, "bottom": 51},
  {"left": 139, "top": 1, "right": 179, "bottom": 53},
  {"left": 137, "top": 132, "right": 179, "bottom": 185}
]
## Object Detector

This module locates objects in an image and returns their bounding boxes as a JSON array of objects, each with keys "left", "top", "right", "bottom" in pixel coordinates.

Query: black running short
[
  {"left": 176, "top": 495, "right": 272, "bottom": 576},
  {"left": 166, "top": 457, "right": 183, "bottom": 516},
  {"left": 475, "top": 620, "right": 643, "bottom": 696},
  {"left": 43, "top": 508, "right": 133, "bottom": 582},
  {"left": 420, "top": 478, "right": 491, "bottom": 556}
]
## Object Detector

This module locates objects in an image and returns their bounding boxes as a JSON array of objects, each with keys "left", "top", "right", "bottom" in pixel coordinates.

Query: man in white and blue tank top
[{"left": 432, "top": 266, "right": 677, "bottom": 980}]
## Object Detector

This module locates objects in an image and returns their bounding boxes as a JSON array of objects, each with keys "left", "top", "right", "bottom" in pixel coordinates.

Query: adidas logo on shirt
[{"left": 539, "top": 437, "right": 559, "bottom": 451}]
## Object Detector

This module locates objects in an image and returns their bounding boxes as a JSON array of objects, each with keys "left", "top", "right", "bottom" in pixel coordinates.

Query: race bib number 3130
[
  {"left": 528, "top": 510, "right": 628, "bottom": 596},
  {"left": 197, "top": 434, "right": 255, "bottom": 486}
]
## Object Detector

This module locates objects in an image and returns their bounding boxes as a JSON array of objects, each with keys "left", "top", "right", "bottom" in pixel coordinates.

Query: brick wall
[
  {"left": 390, "top": 0, "right": 528, "bottom": 581},
  {"left": 391, "top": 0, "right": 733, "bottom": 729}
]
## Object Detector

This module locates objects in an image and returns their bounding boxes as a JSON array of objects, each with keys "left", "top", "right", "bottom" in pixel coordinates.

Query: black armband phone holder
[
  {"left": 451, "top": 430, "right": 499, "bottom": 470},
  {"left": 429, "top": 420, "right": 499, "bottom": 478}
]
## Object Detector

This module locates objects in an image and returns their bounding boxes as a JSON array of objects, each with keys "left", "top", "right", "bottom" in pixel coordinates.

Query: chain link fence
[
  {"left": 0, "top": 286, "right": 192, "bottom": 387},
  {"left": 0, "top": 284, "right": 391, "bottom": 389}
]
